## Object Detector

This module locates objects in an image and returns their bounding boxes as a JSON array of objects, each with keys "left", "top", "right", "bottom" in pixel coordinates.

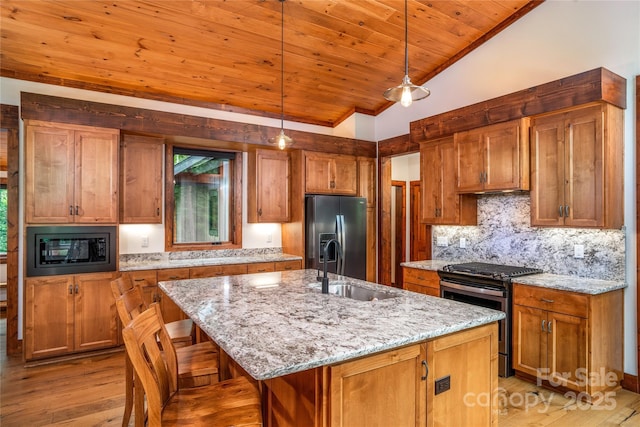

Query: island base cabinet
[
  {"left": 329, "top": 344, "right": 427, "bottom": 427},
  {"left": 262, "top": 323, "right": 499, "bottom": 427},
  {"left": 426, "top": 323, "right": 498, "bottom": 427}
]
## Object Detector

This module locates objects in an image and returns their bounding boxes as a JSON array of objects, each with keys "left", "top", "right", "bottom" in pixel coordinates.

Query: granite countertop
[
  {"left": 400, "top": 259, "right": 626, "bottom": 295},
  {"left": 158, "top": 269, "right": 505, "bottom": 381},
  {"left": 119, "top": 253, "right": 302, "bottom": 272},
  {"left": 512, "top": 273, "right": 626, "bottom": 295}
]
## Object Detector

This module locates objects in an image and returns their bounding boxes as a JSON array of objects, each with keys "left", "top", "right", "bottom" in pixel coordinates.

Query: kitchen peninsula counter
[{"left": 119, "top": 252, "right": 301, "bottom": 272}]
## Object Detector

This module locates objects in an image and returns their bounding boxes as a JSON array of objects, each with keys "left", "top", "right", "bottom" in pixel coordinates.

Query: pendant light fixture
[
  {"left": 383, "top": 0, "right": 430, "bottom": 107},
  {"left": 269, "top": 0, "right": 293, "bottom": 150}
]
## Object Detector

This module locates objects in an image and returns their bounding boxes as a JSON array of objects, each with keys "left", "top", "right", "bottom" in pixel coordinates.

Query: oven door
[{"left": 440, "top": 280, "right": 512, "bottom": 377}]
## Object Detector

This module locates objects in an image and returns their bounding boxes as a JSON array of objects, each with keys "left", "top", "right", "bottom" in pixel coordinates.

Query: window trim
[{"left": 164, "top": 144, "right": 242, "bottom": 251}]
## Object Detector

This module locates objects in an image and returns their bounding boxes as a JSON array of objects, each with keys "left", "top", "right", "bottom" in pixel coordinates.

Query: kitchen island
[{"left": 159, "top": 269, "right": 505, "bottom": 427}]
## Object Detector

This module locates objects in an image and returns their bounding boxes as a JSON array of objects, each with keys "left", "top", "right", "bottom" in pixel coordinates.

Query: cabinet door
[
  {"left": 530, "top": 114, "right": 565, "bottom": 226},
  {"left": 512, "top": 304, "right": 548, "bottom": 378},
  {"left": 454, "top": 129, "right": 484, "bottom": 193},
  {"left": 24, "top": 276, "right": 75, "bottom": 360},
  {"left": 305, "top": 154, "right": 333, "bottom": 193},
  {"left": 420, "top": 142, "right": 441, "bottom": 223},
  {"left": 248, "top": 149, "right": 290, "bottom": 222},
  {"left": 330, "top": 344, "right": 426, "bottom": 427},
  {"left": 25, "top": 124, "right": 75, "bottom": 223},
  {"left": 120, "top": 135, "right": 163, "bottom": 223},
  {"left": 332, "top": 155, "right": 358, "bottom": 195},
  {"left": 547, "top": 311, "right": 588, "bottom": 392},
  {"left": 483, "top": 121, "right": 524, "bottom": 191},
  {"left": 74, "top": 128, "right": 119, "bottom": 223},
  {"left": 247, "top": 262, "right": 275, "bottom": 273},
  {"left": 563, "top": 106, "right": 604, "bottom": 227},
  {"left": 74, "top": 272, "right": 119, "bottom": 352},
  {"left": 124, "top": 270, "right": 159, "bottom": 306}
]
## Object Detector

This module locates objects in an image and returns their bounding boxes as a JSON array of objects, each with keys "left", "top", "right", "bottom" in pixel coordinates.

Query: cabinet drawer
[
  {"left": 275, "top": 260, "right": 302, "bottom": 271},
  {"left": 190, "top": 264, "right": 248, "bottom": 278},
  {"left": 157, "top": 268, "right": 190, "bottom": 282},
  {"left": 247, "top": 262, "right": 275, "bottom": 274},
  {"left": 513, "top": 284, "right": 588, "bottom": 318},
  {"left": 402, "top": 268, "right": 439, "bottom": 288},
  {"left": 125, "top": 270, "right": 157, "bottom": 288},
  {"left": 404, "top": 282, "right": 440, "bottom": 297}
]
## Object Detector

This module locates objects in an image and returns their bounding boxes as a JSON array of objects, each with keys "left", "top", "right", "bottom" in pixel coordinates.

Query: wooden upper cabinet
[
  {"left": 421, "top": 136, "right": 476, "bottom": 225},
  {"left": 455, "top": 118, "right": 530, "bottom": 193},
  {"left": 247, "top": 149, "right": 290, "bottom": 223},
  {"left": 120, "top": 135, "right": 163, "bottom": 223},
  {"left": 530, "top": 103, "right": 623, "bottom": 228},
  {"left": 25, "top": 120, "right": 119, "bottom": 224},
  {"left": 305, "top": 152, "right": 357, "bottom": 195}
]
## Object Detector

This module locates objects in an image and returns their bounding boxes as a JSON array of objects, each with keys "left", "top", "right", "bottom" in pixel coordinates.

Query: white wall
[{"left": 377, "top": 1, "right": 640, "bottom": 375}]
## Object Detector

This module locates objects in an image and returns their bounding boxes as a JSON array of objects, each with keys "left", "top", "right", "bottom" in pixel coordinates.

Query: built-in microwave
[{"left": 26, "top": 226, "right": 117, "bottom": 277}]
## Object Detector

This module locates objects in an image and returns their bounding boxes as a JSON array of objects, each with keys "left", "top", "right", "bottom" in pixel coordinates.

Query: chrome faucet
[{"left": 321, "top": 239, "right": 343, "bottom": 294}]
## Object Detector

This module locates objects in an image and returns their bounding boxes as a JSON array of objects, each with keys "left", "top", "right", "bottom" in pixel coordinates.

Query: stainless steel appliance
[
  {"left": 438, "top": 262, "right": 543, "bottom": 377},
  {"left": 305, "top": 195, "right": 366, "bottom": 280},
  {"left": 26, "top": 226, "right": 117, "bottom": 276}
]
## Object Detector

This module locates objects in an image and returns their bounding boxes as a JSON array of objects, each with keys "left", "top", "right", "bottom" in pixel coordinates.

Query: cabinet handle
[
  {"left": 479, "top": 172, "right": 483, "bottom": 183},
  {"left": 330, "top": 181, "right": 336, "bottom": 189},
  {"left": 75, "top": 205, "right": 79, "bottom": 215},
  {"left": 75, "top": 284, "right": 79, "bottom": 294},
  {"left": 69, "top": 205, "right": 74, "bottom": 215},
  {"left": 548, "top": 321, "right": 552, "bottom": 334},
  {"left": 421, "top": 360, "right": 429, "bottom": 381},
  {"left": 558, "top": 206, "right": 564, "bottom": 217},
  {"left": 168, "top": 276, "right": 179, "bottom": 280},
  {"left": 565, "top": 205, "right": 570, "bottom": 217},
  {"left": 540, "top": 298, "right": 554, "bottom": 303},
  {"left": 134, "top": 278, "right": 145, "bottom": 282},
  {"left": 68, "top": 284, "right": 73, "bottom": 295},
  {"left": 483, "top": 171, "right": 487, "bottom": 183},
  {"left": 258, "top": 208, "right": 262, "bottom": 216},
  {"left": 541, "top": 319, "right": 546, "bottom": 332},
  {"left": 157, "top": 207, "right": 160, "bottom": 216}
]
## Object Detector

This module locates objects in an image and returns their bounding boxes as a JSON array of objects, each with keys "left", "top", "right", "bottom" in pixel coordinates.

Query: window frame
[{"left": 164, "top": 144, "right": 242, "bottom": 251}]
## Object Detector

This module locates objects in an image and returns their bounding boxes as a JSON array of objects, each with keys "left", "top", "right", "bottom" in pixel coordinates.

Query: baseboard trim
[{"left": 622, "top": 373, "right": 639, "bottom": 393}]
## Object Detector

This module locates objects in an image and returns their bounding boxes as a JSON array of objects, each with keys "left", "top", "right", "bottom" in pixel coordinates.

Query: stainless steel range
[{"left": 437, "top": 262, "right": 543, "bottom": 377}]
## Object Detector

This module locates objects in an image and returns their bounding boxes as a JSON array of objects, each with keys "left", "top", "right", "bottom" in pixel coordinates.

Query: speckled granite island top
[{"left": 158, "top": 269, "right": 505, "bottom": 381}]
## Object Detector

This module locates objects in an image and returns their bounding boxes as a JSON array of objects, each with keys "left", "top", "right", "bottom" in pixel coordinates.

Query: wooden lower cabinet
[
  {"left": 275, "top": 260, "right": 302, "bottom": 271},
  {"left": 157, "top": 268, "right": 190, "bottom": 323},
  {"left": 403, "top": 267, "right": 440, "bottom": 297},
  {"left": 512, "top": 284, "right": 623, "bottom": 397},
  {"left": 262, "top": 323, "right": 498, "bottom": 427},
  {"left": 25, "top": 272, "right": 118, "bottom": 360}
]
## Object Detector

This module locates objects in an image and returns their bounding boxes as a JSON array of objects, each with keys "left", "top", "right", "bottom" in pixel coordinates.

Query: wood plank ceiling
[{"left": 1, "top": 0, "right": 540, "bottom": 127}]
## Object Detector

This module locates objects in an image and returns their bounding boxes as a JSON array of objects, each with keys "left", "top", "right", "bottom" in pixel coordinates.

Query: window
[{"left": 165, "top": 146, "right": 242, "bottom": 250}]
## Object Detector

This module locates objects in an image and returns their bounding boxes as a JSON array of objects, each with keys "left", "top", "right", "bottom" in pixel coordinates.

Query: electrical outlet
[
  {"left": 574, "top": 244, "right": 585, "bottom": 258},
  {"left": 459, "top": 238, "right": 466, "bottom": 248},
  {"left": 436, "top": 236, "right": 448, "bottom": 247},
  {"left": 141, "top": 236, "right": 149, "bottom": 248},
  {"left": 266, "top": 234, "right": 273, "bottom": 243},
  {"left": 435, "top": 376, "right": 451, "bottom": 395}
]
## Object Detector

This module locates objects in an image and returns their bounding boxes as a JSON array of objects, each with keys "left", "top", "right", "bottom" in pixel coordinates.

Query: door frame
[
  {"left": 634, "top": 75, "right": 640, "bottom": 393},
  {"left": 1, "top": 104, "right": 20, "bottom": 355},
  {"left": 391, "top": 180, "right": 406, "bottom": 288}
]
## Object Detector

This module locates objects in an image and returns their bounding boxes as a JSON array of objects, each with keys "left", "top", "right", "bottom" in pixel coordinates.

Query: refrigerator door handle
[{"left": 337, "top": 214, "right": 346, "bottom": 276}]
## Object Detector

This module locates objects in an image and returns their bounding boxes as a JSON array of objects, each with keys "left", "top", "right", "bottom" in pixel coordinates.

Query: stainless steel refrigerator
[{"left": 305, "top": 195, "right": 367, "bottom": 280}]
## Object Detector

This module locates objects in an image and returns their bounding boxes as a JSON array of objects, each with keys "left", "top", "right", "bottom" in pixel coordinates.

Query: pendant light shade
[
  {"left": 383, "top": 0, "right": 430, "bottom": 107},
  {"left": 269, "top": 0, "right": 293, "bottom": 149}
]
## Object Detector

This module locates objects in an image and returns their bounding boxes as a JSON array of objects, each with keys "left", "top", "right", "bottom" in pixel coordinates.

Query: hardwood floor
[{"left": 1, "top": 318, "right": 639, "bottom": 426}]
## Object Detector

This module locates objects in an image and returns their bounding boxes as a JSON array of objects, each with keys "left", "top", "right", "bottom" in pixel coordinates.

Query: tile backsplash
[{"left": 432, "top": 193, "right": 625, "bottom": 281}]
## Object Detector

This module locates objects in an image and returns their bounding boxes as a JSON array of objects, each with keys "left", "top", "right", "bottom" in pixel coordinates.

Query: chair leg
[
  {"left": 134, "top": 371, "right": 146, "bottom": 427},
  {"left": 122, "top": 353, "right": 134, "bottom": 427}
]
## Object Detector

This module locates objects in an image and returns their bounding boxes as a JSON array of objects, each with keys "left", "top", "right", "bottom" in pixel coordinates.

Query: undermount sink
[{"left": 314, "top": 282, "right": 397, "bottom": 301}]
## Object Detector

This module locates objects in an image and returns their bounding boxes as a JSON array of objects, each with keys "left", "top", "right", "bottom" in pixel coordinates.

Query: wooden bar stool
[
  {"left": 122, "top": 304, "right": 262, "bottom": 427},
  {"left": 112, "top": 278, "right": 219, "bottom": 427}
]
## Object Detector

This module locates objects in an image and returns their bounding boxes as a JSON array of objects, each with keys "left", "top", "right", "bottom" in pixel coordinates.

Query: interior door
[{"left": 410, "top": 181, "right": 430, "bottom": 261}]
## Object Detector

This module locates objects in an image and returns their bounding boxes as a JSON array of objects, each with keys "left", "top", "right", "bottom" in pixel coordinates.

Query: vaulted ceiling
[{"left": 1, "top": 1, "right": 541, "bottom": 127}]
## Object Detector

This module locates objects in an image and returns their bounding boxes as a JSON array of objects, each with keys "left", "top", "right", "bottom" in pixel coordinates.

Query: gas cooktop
[{"left": 440, "top": 262, "right": 543, "bottom": 280}]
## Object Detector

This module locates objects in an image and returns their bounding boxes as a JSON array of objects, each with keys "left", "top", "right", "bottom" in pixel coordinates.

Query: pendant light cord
[
  {"left": 280, "top": 0, "right": 285, "bottom": 128},
  {"left": 404, "top": 0, "right": 408, "bottom": 76}
]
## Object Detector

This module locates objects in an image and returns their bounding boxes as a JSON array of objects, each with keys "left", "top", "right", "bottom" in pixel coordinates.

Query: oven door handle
[{"left": 440, "top": 280, "right": 505, "bottom": 298}]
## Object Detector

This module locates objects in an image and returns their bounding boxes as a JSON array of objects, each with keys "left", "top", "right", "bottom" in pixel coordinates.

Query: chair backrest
[
  {"left": 110, "top": 275, "right": 134, "bottom": 301},
  {"left": 121, "top": 303, "right": 179, "bottom": 426},
  {"left": 114, "top": 285, "right": 148, "bottom": 327}
]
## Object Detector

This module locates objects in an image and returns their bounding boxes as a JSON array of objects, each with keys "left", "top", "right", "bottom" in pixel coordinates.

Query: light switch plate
[
  {"left": 574, "top": 244, "right": 585, "bottom": 258},
  {"left": 459, "top": 238, "right": 466, "bottom": 248}
]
